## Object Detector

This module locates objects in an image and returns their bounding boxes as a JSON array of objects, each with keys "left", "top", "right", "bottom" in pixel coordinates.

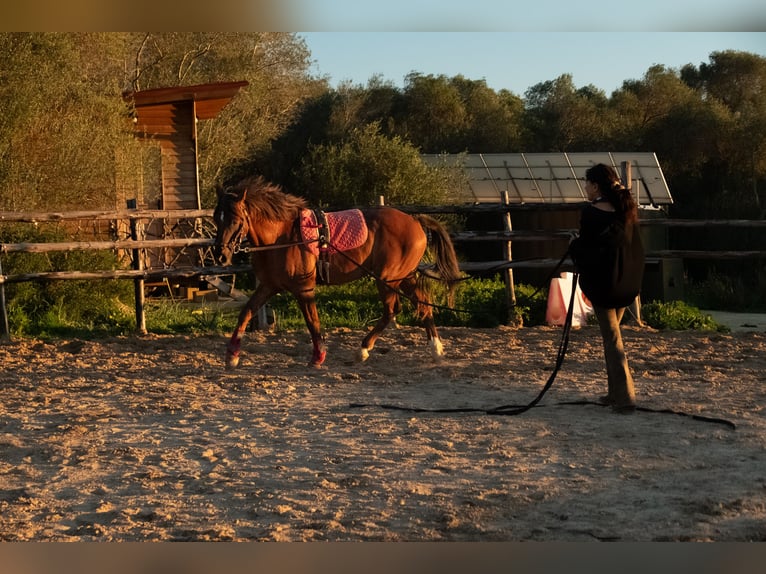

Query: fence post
[
  {"left": 621, "top": 161, "right": 644, "bottom": 326},
  {"left": 501, "top": 190, "right": 520, "bottom": 325},
  {"left": 0, "top": 257, "right": 10, "bottom": 340},
  {"left": 127, "top": 199, "right": 147, "bottom": 335}
]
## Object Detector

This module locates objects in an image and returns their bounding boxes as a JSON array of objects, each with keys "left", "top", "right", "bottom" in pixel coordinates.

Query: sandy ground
[{"left": 1, "top": 321, "right": 765, "bottom": 542}]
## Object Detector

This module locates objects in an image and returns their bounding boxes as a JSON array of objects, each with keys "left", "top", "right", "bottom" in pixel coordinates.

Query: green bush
[
  {"left": 685, "top": 270, "right": 766, "bottom": 312},
  {"left": 6, "top": 278, "right": 135, "bottom": 338},
  {"left": 513, "top": 282, "right": 551, "bottom": 327},
  {"left": 641, "top": 300, "right": 727, "bottom": 331}
]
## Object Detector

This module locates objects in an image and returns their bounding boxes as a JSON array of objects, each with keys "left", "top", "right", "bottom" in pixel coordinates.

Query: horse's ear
[
  {"left": 233, "top": 186, "right": 247, "bottom": 203},
  {"left": 216, "top": 182, "right": 247, "bottom": 203}
]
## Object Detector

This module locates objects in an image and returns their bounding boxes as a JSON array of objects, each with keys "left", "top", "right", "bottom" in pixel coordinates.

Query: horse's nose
[{"left": 214, "top": 246, "right": 229, "bottom": 266}]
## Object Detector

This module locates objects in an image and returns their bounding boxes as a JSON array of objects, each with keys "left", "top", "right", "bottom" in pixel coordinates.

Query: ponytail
[{"left": 585, "top": 164, "right": 638, "bottom": 224}]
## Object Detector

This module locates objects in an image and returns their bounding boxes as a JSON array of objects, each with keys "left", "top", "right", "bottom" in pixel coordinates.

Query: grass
[{"left": 2, "top": 273, "right": 732, "bottom": 339}]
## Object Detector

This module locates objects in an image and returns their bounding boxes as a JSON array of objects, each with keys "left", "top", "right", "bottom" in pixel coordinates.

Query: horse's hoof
[
  {"left": 356, "top": 347, "right": 370, "bottom": 362},
  {"left": 309, "top": 348, "right": 327, "bottom": 368},
  {"left": 225, "top": 354, "right": 240, "bottom": 369},
  {"left": 429, "top": 338, "right": 444, "bottom": 362}
]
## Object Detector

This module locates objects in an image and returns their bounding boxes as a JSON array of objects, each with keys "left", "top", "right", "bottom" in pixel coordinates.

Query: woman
[{"left": 570, "top": 163, "right": 645, "bottom": 413}]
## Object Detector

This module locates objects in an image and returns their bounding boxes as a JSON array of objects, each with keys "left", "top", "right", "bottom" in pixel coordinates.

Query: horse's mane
[{"left": 237, "top": 175, "right": 307, "bottom": 222}]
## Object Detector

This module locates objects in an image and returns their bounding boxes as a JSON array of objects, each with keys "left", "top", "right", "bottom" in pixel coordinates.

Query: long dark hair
[{"left": 585, "top": 163, "right": 638, "bottom": 224}]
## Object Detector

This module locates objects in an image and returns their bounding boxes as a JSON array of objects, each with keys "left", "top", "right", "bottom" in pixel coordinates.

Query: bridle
[
  {"left": 215, "top": 201, "right": 315, "bottom": 259},
  {"left": 215, "top": 198, "right": 251, "bottom": 262}
]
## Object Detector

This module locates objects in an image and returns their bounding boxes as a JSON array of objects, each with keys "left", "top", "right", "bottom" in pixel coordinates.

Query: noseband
[
  {"left": 227, "top": 221, "right": 249, "bottom": 255},
  {"left": 217, "top": 201, "right": 250, "bottom": 258}
]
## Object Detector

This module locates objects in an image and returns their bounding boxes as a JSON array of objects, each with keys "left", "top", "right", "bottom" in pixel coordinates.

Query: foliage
[
  {"left": 266, "top": 278, "right": 384, "bottom": 330},
  {"left": 512, "top": 283, "right": 552, "bottom": 327},
  {"left": 436, "top": 277, "right": 508, "bottom": 327},
  {"left": 294, "top": 123, "right": 458, "bottom": 208},
  {"left": 641, "top": 300, "right": 726, "bottom": 331},
  {"left": 684, "top": 268, "right": 766, "bottom": 312},
  {"left": 1, "top": 223, "right": 136, "bottom": 337},
  {"left": 523, "top": 74, "right": 608, "bottom": 152},
  {"left": 0, "top": 33, "right": 136, "bottom": 211}
]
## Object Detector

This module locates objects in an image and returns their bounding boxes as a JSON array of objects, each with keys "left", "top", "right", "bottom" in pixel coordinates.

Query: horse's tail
[{"left": 414, "top": 214, "right": 462, "bottom": 289}]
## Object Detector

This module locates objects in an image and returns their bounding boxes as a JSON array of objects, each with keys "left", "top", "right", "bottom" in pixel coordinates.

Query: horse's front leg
[
  {"left": 226, "top": 283, "right": 276, "bottom": 369},
  {"left": 295, "top": 289, "right": 326, "bottom": 367}
]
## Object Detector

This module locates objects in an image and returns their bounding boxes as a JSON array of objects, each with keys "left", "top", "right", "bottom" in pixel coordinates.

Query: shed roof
[{"left": 124, "top": 80, "right": 248, "bottom": 135}]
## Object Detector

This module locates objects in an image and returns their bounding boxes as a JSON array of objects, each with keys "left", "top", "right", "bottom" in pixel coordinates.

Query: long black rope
[
  {"left": 230, "top": 225, "right": 737, "bottom": 430},
  {"left": 349, "top": 271, "right": 580, "bottom": 417},
  {"left": 347, "top": 268, "right": 737, "bottom": 430}
]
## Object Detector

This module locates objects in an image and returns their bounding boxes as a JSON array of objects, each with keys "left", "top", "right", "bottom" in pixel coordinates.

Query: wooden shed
[{"left": 124, "top": 80, "right": 248, "bottom": 210}]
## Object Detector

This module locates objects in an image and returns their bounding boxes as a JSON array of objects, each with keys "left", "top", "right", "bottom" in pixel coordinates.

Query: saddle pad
[{"left": 300, "top": 209, "right": 368, "bottom": 257}]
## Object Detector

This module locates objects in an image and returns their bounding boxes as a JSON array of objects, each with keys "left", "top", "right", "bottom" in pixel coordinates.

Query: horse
[{"left": 213, "top": 175, "right": 462, "bottom": 368}]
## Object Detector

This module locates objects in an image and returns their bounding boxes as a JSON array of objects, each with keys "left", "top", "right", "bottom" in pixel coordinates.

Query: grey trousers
[{"left": 593, "top": 306, "right": 636, "bottom": 407}]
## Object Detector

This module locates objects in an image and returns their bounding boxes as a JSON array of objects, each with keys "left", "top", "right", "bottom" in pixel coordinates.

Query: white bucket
[{"left": 545, "top": 272, "right": 593, "bottom": 327}]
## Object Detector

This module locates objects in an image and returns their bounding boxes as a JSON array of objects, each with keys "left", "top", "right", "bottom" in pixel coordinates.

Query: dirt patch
[{"left": 1, "top": 324, "right": 764, "bottom": 541}]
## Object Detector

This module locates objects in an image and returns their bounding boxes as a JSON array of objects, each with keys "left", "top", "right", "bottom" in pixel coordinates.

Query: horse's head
[{"left": 213, "top": 183, "right": 250, "bottom": 266}]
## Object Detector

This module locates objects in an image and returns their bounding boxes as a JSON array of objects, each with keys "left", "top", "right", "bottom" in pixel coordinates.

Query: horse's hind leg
[
  {"left": 226, "top": 283, "right": 276, "bottom": 369},
  {"left": 357, "top": 282, "right": 399, "bottom": 362},
  {"left": 403, "top": 277, "right": 444, "bottom": 362}
]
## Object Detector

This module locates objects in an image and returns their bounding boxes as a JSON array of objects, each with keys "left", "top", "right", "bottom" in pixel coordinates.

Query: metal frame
[{"left": 423, "top": 152, "right": 673, "bottom": 206}]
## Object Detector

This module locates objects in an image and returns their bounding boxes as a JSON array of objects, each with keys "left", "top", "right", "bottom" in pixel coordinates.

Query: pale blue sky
[
  {"left": 300, "top": 32, "right": 766, "bottom": 97},
  {"left": 290, "top": 1, "right": 765, "bottom": 32}
]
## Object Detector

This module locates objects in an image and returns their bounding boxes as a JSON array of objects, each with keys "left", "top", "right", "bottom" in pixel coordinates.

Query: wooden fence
[{"left": 2, "top": 205, "right": 765, "bottom": 338}]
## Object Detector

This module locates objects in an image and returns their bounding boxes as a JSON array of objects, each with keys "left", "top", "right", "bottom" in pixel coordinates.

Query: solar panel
[{"left": 423, "top": 152, "right": 673, "bottom": 206}]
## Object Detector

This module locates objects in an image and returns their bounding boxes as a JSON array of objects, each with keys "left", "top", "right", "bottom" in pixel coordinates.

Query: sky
[
  {"left": 1, "top": 1, "right": 763, "bottom": 99},
  {"left": 300, "top": 32, "right": 766, "bottom": 97},
  {"left": 288, "top": 0, "right": 765, "bottom": 32}
]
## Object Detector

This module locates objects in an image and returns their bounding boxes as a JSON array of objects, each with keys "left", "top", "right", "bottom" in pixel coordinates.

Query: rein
[{"left": 234, "top": 239, "right": 311, "bottom": 254}]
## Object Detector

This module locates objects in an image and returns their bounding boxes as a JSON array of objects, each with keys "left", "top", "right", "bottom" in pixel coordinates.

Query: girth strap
[{"left": 314, "top": 209, "right": 331, "bottom": 283}]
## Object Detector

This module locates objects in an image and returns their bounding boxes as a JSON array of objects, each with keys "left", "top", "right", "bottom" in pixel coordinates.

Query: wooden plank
[
  {"left": 0, "top": 209, "right": 212, "bottom": 222},
  {"left": 0, "top": 264, "right": 252, "bottom": 285},
  {"left": 1, "top": 237, "right": 214, "bottom": 254},
  {"left": 451, "top": 230, "right": 576, "bottom": 242}
]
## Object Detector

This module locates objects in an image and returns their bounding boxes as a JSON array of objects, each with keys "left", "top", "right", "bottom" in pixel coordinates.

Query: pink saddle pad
[{"left": 300, "top": 209, "right": 368, "bottom": 257}]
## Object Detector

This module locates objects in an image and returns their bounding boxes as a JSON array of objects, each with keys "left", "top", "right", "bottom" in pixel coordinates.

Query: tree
[
  {"left": 685, "top": 51, "right": 766, "bottom": 217},
  {"left": 400, "top": 73, "right": 467, "bottom": 153},
  {"left": 522, "top": 74, "right": 608, "bottom": 152},
  {"left": 0, "top": 33, "right": 135, "bottom": 211},
  {"left": 294, "top": 123, "right": 457, "bottom": 208},
  {"left": 448, "top": 76, "right": 524, "bottom": 152},
  {"left": 0, "top": 33, "right": 323, "bottom": 212}
]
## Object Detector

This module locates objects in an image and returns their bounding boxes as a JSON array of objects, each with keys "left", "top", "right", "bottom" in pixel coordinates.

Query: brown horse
[{"left": 213, "top": 176, "right": 462, "bottom": 368}]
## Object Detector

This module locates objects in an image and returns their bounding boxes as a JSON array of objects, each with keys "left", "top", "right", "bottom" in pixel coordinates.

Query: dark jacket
[{"left": 569, "top": 204, "right": 645, "bottom": 308}]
